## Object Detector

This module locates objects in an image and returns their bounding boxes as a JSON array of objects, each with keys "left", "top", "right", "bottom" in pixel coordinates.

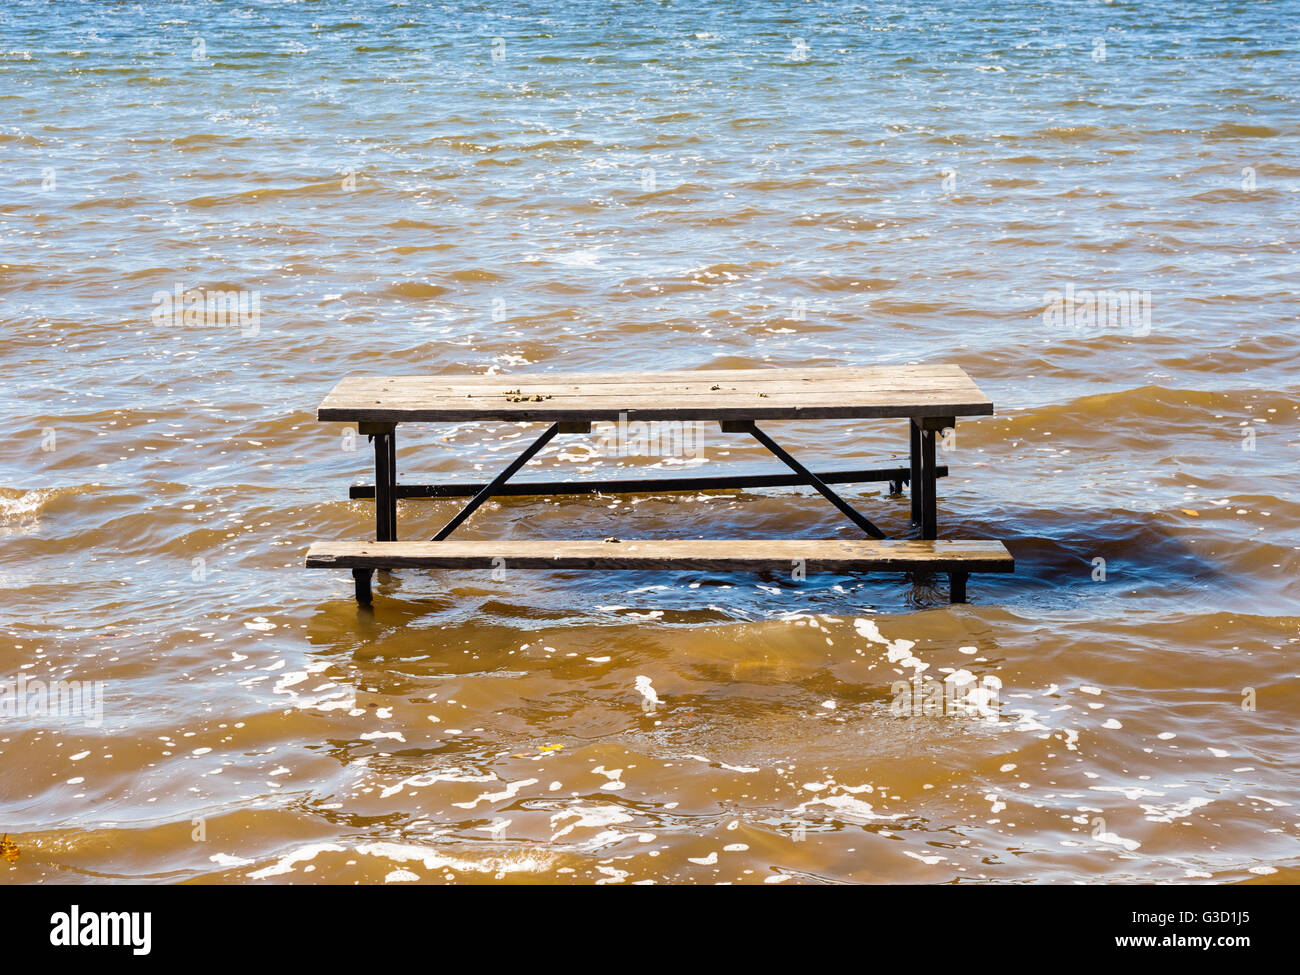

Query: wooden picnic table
[{"left": 306, "top": 364, "right": 1012, "bottom": 606}]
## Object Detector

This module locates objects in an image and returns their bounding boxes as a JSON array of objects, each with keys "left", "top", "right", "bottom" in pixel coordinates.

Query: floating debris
[
  {"left": 504, "top": 389, "right": 552, "bottom": 403},
  {"left": 512, "top": 744, "right": 565, "bottom": 759}
]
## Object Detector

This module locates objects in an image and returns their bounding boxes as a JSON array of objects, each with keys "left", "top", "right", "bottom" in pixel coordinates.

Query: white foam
[
  {"left": 903, "top": 850, "right": 946, "bottom": 865},
  {"left": 453, "top": 777, "right": 538, "bottom": 809},
  {"left": 1095, "top": 831, "right": 1141, "bottom": 851},
  {"left": 634, "top": 675, "right": 660, "bottom": 711},
  {"left": 248, "top": 842, "right": 345, "bottom": 879}
]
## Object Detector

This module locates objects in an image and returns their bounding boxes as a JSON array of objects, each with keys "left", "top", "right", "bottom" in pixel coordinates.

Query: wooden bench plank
[
  {"left": 321, "top": 401, "right": 990, "bottom": 424},
  {"left": 331, "top": 380, "right": 985, "bottom": 400},
  {"left": 325, "top": 368, "right": 976, "bottom": 393},
  {"left": 317, "top": 364, "right": 994, "bottom": 423},
  {"left": 320, "top": 367, "right": 985, "bottom": 397},
  {"left": 334, "top": 364, "right": 973, "bottom": 387},
  {"left": 305, "top": 539, "right": 1014, "bottom": 573}
]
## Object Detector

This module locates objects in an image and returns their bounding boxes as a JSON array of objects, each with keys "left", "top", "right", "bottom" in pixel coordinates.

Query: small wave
[
  {"left": 446, "top": 268, "right": 506, "bottom": 284},
  {"left": 185, "top": 181, "right": 347, "bottom": 208},
  {"left": 1034, "top": 124, "right": 1109, "bottom": 142},
  {"left": 1203, "top": 122, "right": 1285, "bottom": 140},
  {"left": 388, "top": 280, "right": 453, "bottom": 298}
]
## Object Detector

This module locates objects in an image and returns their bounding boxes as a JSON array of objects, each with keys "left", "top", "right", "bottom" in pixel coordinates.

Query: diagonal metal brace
[
  {"left": 432, "top": 423, "right": 560, "bottom": 540},
  {"left": 742, "top": 421, "right": 887, "bottom": 539}
]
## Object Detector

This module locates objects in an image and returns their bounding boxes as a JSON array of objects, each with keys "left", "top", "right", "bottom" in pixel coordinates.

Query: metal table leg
[
  {"left": 921, "top": 424, "right": 937, "bottom": 540},
  {"left": 912, "top": 416, "right": 952, "bottom": 541},
  {"left": 360, "top": 422, "right": 397, "bottom": 541},
  {"left": 386, "top": 427, "right": 397, "bottom": 540},
  {"left": 909, "top": 420, "right": 922, "bottom": 525}
]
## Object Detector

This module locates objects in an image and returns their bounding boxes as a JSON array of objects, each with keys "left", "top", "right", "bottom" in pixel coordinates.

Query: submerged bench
[
  {"left": 307, "top": 364, "right": 1013, "bottom": 606},
  {"left": 306, "top": 539, "right": 1013, "bottom": 605}
]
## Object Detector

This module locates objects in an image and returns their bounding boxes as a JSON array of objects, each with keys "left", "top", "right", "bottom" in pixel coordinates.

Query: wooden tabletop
[{"left": 317, "top": 363, "right": 994, "bottom": 424}]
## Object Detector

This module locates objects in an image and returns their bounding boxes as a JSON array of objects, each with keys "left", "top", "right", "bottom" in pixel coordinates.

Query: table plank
[
  {"left": 305, "top": 538, "right": 1015, "bottom": 573},
  {"left": 318, "top": 364, "right": 994, "bottom": 423}
]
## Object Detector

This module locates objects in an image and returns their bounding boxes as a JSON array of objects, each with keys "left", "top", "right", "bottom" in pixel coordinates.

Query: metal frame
[
  {"left": 909, "top": 416, "right": 954, "bottom": 541},
  {"left": 349, "top": 464, "right": 947, "bottom": 500},
  {"left": 356, "top": 415, "right": 954, "bottom": 545},
  {"left": 737, "top": 421, "right": 885, "bottom": 539},
  {"left": 346, "top": 414, "right": 959, "bottom": 605},
  {"left": 432, "top": 423, "right": 559, "bottom": 541},
  {"left": 360, "top": 422, "right": 398, "bottom": 542}
]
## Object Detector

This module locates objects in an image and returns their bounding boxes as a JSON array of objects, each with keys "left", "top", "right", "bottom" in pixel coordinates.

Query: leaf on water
[
  {"left": 1180, "top": 509, "right": 1200, "bottom": 516},
  {"left": 0, "top": 834, "right": 17, "bottom": 864},
  {"left": 515, "top": 744, "right": 564, "bottom": 758}
]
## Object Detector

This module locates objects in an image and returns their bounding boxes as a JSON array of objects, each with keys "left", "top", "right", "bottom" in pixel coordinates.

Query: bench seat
[{"left": 305, "top": 538, "right": 1014, "bottom": 605}]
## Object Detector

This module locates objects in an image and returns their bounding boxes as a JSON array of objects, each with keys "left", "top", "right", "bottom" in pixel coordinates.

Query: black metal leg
[
  {"left": 352, "top": 567, "right": 373, "bottom": 606},
  {"left": 433, "top": 423, "right": 560, "bottom": 540},
  {"left": 949, "top": 571, "right": 967, "bottom": 603},
  {"left": 921, "top": 426, "right": 937, "bottom": 540},
  {"left": 387, "top": 429, "right": 398, "bottom": 540},
  {"left": 745, "top": 423, "right": 886, "bottom": 539},
  {"left": 909, "top": 421, "right": 922, "bottom": 525},
  {"left": 373, "top": 431, "right": 394, "bottom": 541}
]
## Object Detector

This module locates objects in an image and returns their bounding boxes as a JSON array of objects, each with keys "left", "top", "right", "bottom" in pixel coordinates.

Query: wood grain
[
  {"left": 306, "top": 538, "right": 1015, "bottom": 573},
  {"left": 317, "top": 364, "right": 994, "bottom": 423}
]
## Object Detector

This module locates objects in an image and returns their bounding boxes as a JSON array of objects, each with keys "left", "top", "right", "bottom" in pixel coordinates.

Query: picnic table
[{"left": 305, "top": 364, "right": 1013, "bottom": 606}]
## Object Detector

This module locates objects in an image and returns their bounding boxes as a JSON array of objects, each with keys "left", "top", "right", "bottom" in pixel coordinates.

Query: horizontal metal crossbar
[{"left": 350, "top": 465, "right": 949, "bottom": 499}]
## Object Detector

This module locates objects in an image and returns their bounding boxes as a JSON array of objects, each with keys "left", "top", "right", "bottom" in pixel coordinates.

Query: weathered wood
[
  {"left": 333, "top": 363, "right": 977, "bottom": 388},
  {"left": 327, "top": 368, "right": 974, "bottom": 393},
  {"left": 318, "top": 364, "right": 994, "bottom": 424},
  {"left": 347, "top": 465, "right": 950, "bottom": 499},
  {"left": 306, "top": 538, "right": 1015, "bottom": 574},
  {"left": 325, "top": 401, "right": 992, "bottom": 424}
]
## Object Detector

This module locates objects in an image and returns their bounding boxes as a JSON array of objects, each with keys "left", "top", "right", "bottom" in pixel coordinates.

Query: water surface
[{"left": 1, "top": 0, "right": 1297, "bottom": 884}]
